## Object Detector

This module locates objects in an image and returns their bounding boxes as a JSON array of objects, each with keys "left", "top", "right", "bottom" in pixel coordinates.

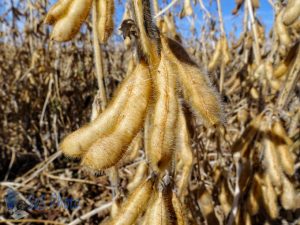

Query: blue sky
[
  {"left": 1, "top": 0, "right": 274, "bottom": 42},
  {"left": 113, "top": 0, "right": 274, "bottom": 41}
]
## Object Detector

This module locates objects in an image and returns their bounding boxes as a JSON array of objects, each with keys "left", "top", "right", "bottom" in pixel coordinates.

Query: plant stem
[
  {"left": 219, "top": 60, "right": 225, "bottom": 94},
  {"left": 92, "top": 0, "right": 119, "bottom": 198},
  {"left": 154, "top": 0, "right": 178, "bottom": 19},
  {"left": 92, "top": 0, "right": 107, "bottom": 110},
  {"left": 216, "top": 0, "right": 225, "bottom": 36},
  {"left": 246, "top": 0, "right": 262, "bottom": 65},
  {"left": 198, "top": 0, "right": 211, "bottom": 19}
]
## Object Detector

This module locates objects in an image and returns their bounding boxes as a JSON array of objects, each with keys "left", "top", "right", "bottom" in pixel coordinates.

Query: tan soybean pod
[
  {"left": 272, "top": 120, "right": 293, "bottom": 145},
  {"left": 172, "top": 192, "right": 188, "bottom": 225},
  {"left": 280, "top": 176, "right": 296, "bottom": 210},
  {"left": 265, "top": 62, "right": 273, "bottom": 80},
  {"left": 106, "top": 177, "right": 155, "bottom": 225},
  {"left": 221, "top": 36, "right": 231, "bottom": 65},
  {"left": 274, "top": 62, "right": 289, "bottom": 78},
  {"left": 197, "top": 190, "right": 219, "bottom": 225},
  {"left": 133, "top": 0, "right": 160, "bottom": 64},
  {"left": 283, "top": 0, "right": 300, "bottom": 26},
  {"left": 257, "top": 20, "right": 265, "bottom": 44},
  {"left": 208, "top": 39, "right": 222, "bottom": 71},
  {"left": 82, "top": 62, "right": 151, "bottom": 170},
  {"left": 120, "top": 131, "right": 143, "bottom": 165},
  {"left": 50, "top": 0, "right": 93, "bottom": 41},
  {"left": 162, "top": 37, "right": 223, "bottom": 126},
  {"left": 60, "top": 61, "right": 143, "bottom": 158},
  {"left": 127, "top": 161, "right": 148, "bottom": 192},
  {"left": 219, "top": 179, "right": 233, "bottom": 216},
  {"left": 176, "top": 107, "right": 193, "bottom": 197},
  {"left": 246, "top": 174, "right": 261, "bottom": 215},
  {"left": 144, "top": 107, "right": 151, "bottom": 157},
  {"left": 250, "top": 87, "right": 259, "bottom": 99},
  {"left": 232, "top": 114, "right": 263, "bottom": 155},
  {"left": 275, "top": 10, "right": 292, "bottom": 46},
  {"left": 263, "top": 134, "right": 283, "bottom": 189},
  {"left": 143, "top": 187, "right": 176, "bottom": 225},
  {"left": 274, "top": 42, "right": 299, "bottom": 78},
  {"left": 253, "top": 63, "right": 266, "bottom": 79},
  {"left": 96, "top": 0, "right": 114, "bottom": 43},
  {"left": 110, "top": 199, "right": 121, "bottom": 218},
  {"left": 261, "top": 174, "right": 279, "bottom": 219},
  {"left": 291, "top": 17, "right": 300, "bottom": 31},
  {"left": 147, "top": 53, "right": 178, "bottom": 173},
  {"left": 271, "top": 121, "right": 295, "bottom": 176},
  {"left": 44, "top": 0, "right": 73, "bottom": 25}
]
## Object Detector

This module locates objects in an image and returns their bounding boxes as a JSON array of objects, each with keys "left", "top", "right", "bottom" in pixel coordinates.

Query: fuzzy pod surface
[
  {"left": 82, "top": 62, "right": 151, "bottom": 170},
  {"left": 162, "top": 37, "right": 223, "bottom": 126},
  {"left": 96, "top": 0, "right": 114, "bottom": 43},
  {"left": 146, "top": 53, "right": 178, "bottom": 173},
  {"left": 60, "top": 61, "right": 149, "bottom": 159}
]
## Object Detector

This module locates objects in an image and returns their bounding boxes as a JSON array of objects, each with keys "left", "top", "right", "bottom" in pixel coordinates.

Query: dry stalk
[
  {"left": 198, "top": 0, "right": 211, "bottom": 18},
  {"left": 154, "top": 0, "right": 178, "bottom": 19},
  {"left": 92, "top": 0, "right": 107, "bottom": 110},
  {"left": 246, "top": 0, "right": 261, "bottom": 64}
]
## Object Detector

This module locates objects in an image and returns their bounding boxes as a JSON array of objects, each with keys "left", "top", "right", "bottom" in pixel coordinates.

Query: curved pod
[
  {"left": 146, "top": 53, "right": 178, "bottom": 173},
  {"left": 44, "top": 0, "right": 73, "bottom": 25},
  {"left": 51, "top": 0, "right": 93, "bottom": 41},
  {"left": 106, "top": 177, "right": 155, "bottom": 225},
  {"left": 162, "top": 37, "right": 223, "bottom": 126},
  {"left": 96, "top": 0, "right": 114, "bottom": 43},
  {"left": 176, "top": 107, "right": 193, "bottom": 197},
  {"left": 283, "top": 0, "right": 300, "bottom": 26},
  {"left": 82, "top": 62, "right": 151, "bottom": 170},
  {"left": 60, "top": 61, "right": 147, "bottom": 158}
]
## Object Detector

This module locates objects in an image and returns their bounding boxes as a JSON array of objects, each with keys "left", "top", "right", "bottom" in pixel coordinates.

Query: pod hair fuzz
[
  {"left": 82, "top": 62, "right": 151, "bottom": 170},
  {"left": 162, "top": 37, "right": 224, "bottom": 126},
  {"left": 176, "top": 107, "right": 193, "bottom": 197},
  {"left": 106, "top": 176, "right": 155, "bottom": 225},
  {"left": 46, "top": 0, "right": 93, "bottom": 41},
  {"left": 96, "top": 0, "right": 114, "bottom": 43},
  {"left": 60, "top": 61, "right": 148, "bottom": 159},
  {"left": 146, "top": 53, "right": 178, "bottom": 173}
]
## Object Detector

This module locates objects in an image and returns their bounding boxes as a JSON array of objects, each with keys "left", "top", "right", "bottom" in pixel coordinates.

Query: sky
[
  {"left": 1, "top": 0, "right": 275, "bottom": 42},
  {"left": 113, "top": 0, "right": 274, "bottom": 41}
]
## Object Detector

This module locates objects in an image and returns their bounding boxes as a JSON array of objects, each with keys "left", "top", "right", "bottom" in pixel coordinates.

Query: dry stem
[
  {"left": 246, "top": 0, "right": 262, "bottom": 65},
  {"left": 92, "top": 0, "right": 107, "bottom": 110},
  {"left": 154, "top": 0, "right": 178, "bottom": 19}
]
